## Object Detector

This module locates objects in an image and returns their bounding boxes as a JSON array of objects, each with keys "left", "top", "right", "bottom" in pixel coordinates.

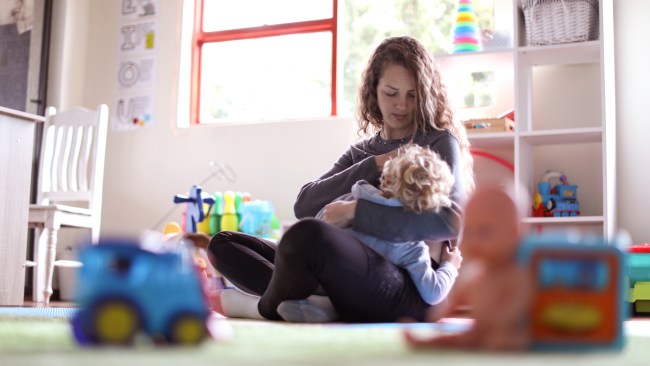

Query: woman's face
[{"left": 376, "top": 63, "right": 416, "bottom": 139}]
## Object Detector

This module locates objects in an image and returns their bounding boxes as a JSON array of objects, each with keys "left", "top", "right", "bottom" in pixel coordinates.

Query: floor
[{"left": 20, "top": 290, "right": 74, "bottom": 308}]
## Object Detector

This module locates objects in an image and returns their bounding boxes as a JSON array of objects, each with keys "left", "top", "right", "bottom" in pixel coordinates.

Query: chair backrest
[{"left": 36, "top": 104, "right": 109, "bottom": 213}]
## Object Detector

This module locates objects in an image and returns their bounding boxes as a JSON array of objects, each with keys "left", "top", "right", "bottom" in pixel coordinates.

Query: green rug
[{"left": 1, "top": 316, "right": 649, "bottom": 366}]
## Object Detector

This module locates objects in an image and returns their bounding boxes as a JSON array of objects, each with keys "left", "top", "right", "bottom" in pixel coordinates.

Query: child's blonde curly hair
[{"left": 380, "top": 144, "right": 455, "bottom": 214}]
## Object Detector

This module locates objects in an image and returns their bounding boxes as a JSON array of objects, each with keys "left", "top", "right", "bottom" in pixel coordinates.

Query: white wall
[
  {"left": 51, "top": 0, "right": 356, "bottom": 237},
  {"left": 614, "top": 0, "right": 650, "bottom": 244},
  {"left": 47, "top": 0, "right": 650, "bottom": 243},
  {"left": 47, "top": 0, "right": 90, "bottom": 111}
]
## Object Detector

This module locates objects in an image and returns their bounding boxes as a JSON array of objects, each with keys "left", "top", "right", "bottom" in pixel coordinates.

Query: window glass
[
  {"left": 200, "top": 32, "right": 332, "bottom": 123},
  {"left": 340, "top": 0, "right": 498, "bottom": 114},
  {"left": 459, "top": 71, "right": 496, "bottom": 108},
  {"left": 192, "top": 0, "right": 502, "bottom": 124},
  {"left": 203, "top": 0, "right": 334, "bottom": 32}
]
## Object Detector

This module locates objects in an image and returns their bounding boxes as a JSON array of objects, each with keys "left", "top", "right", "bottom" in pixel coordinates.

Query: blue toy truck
[
  {"left": 71, "top": 239, "right": 210, "bottom": 345},
  {"left": 532, "top": 171, "right": 580, "bottom": 217}
]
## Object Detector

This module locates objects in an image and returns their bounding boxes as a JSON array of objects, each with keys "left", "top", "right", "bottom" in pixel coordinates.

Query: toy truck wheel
[
  {"left": 90, "top": 299, "right": 140, "bottom": 345},
  {"left": 70, "top": 311, "right": 94, "bottom": 346},
  {"left": 165, "top": 313, "right": 207, "bottom": 345}
]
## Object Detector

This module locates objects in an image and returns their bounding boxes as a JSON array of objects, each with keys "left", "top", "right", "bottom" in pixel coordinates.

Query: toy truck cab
[{"left": 71, "top": 240, "right": 210, "bottom": 345}]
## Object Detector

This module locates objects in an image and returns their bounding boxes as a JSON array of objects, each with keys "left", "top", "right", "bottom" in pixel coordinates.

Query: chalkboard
[{"left": 0, "top": 23, "right": 30, "bottom": 111}]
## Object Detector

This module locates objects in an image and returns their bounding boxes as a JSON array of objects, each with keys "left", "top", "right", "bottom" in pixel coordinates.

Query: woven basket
[{"left": 520, "top": 0, "right": 599, "bottom": 46}]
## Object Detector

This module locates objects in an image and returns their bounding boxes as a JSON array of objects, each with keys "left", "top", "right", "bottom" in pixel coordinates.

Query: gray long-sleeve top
[{"left": 294, "top": 129, "right": 467, "bottom": 242}]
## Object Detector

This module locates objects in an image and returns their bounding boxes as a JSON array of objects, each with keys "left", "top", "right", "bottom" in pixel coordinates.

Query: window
[
  {"left": 190, "top": 0, "right": 337, "bottom": 124},
  {"left": 188, "top": 0, "right": 499, "bottom": 125}
]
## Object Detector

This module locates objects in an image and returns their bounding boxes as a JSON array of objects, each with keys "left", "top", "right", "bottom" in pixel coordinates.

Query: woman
[{"left": 208, "top": 36, "right": 474, "bottom": 322}]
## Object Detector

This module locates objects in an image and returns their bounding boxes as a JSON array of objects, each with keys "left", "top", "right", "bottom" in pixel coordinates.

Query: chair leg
[
  {"left": 43, "top": 227, "right": 59, "bottom": 305},
  {"left": 31, "top": 227, "right": 46, "bottom": 303}
]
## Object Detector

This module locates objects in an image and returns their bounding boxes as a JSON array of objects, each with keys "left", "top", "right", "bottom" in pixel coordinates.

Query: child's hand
[
  {"left": 320, "top": 200, "right": 357, "bottom": 228},
  {"left": 441, "top": 246, "right": 462, "bottom": 269}
]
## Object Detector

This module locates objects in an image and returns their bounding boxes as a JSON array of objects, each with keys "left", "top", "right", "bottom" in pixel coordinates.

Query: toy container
[
  {"left": 518, "top": 232, "right": 626, "bottom": 351},
  {"left": 239, "top": 200, "right": 274, "bottom": 238},
  {"left": 627, "top": 243, "right": 650, "bottom": 314}
]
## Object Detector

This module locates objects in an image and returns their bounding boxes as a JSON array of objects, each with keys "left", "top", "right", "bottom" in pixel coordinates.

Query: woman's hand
[
  {"left": 320, "top": 200, "right": 357, "bottom": 228},
  {"left": 441, "top": 245, "right": 462, "bottom": 270}
]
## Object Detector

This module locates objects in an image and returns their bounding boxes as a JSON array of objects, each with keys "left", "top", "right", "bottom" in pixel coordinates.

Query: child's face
[{"left": 461, "top": 190, "right": 519, "bottom": 264}]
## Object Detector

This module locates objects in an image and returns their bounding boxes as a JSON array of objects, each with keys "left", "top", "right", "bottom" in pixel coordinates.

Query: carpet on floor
[
  {"left": 0, "top": 313, "right": 649, "bottom": 366},
  {"left": 0, "top": 307, "right": 79, "bottom": 318}
]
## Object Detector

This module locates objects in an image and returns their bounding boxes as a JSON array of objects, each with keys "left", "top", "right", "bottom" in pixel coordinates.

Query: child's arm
[{"left": 424, "top": 246, "right": 463, "bottom": 321}]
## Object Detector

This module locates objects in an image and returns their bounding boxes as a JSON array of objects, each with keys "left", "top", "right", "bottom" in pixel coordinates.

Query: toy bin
[
  {"left": 57, "top": 245, "right": 81, "bottom": 301},
  {"left": 239, "top": 201, "right": 274, "bottom": 238},
  {"left": 520, "top": 0, "right": 599, "bottom": 46},
  {"left": 627, "top": 243, "right": 650, "bottom": 314}
]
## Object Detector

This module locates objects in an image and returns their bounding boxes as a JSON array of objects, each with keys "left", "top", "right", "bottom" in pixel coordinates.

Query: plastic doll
[{"left": 404, "top": 185, "right": 531, "bottom": 351}]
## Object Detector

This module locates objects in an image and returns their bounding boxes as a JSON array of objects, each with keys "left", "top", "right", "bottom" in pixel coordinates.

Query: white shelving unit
[{"left": 437, "top": 0, "right": 616, "bottom": 238}]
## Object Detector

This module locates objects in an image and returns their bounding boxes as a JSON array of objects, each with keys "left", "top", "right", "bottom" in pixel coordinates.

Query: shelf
[
  {"left": 522, "top": 216, "right": 604, "bottom": 225},
  {"left": 435, "top": 48, "right": 514, "bottom": 72},
  {"left": 467, "top": 132, "right": 515, "bottom": 148},
  {"left": 519, "top": 127, "right": 602, "bottom": 145},
  {"left": 518, "top": 41, "right": 600, "bottom": 66}
]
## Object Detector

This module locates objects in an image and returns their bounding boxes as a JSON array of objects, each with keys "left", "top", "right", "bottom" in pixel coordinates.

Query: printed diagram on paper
[{"left": 114, "top": 0, "right": 159, "bottom": 131}]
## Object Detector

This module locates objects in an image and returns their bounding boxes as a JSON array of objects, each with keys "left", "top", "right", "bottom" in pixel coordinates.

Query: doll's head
[
  {"left": 460, "top": 186, "right": 520, "bottom": 267},
  {"left": 380, "top": 144, "right": 454, "bottom": 213}
]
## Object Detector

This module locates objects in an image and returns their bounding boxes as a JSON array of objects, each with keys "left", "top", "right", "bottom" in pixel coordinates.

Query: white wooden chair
[{"left": 26, "top": 104, "right": 108, "bottom": 304}]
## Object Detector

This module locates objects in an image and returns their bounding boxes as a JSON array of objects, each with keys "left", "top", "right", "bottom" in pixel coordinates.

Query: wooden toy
[{"left": 464, "top": 116, "right": 514, "bottom": 134}]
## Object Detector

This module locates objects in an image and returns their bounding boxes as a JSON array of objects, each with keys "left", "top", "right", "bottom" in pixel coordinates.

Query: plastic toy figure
[
  {"left": 405, "top": 185, "right": 626, "bottom": 351},
  {"left": 405, "top": 185, "right": 532, "bottom": 351},
  {"left": 174, "top": 185, "right": 215, "bottom": 233}
]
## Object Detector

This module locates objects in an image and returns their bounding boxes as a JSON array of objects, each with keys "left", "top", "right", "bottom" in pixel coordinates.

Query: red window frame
[{"left": 190, "top": 0, "right": 338, "bottom": 125}]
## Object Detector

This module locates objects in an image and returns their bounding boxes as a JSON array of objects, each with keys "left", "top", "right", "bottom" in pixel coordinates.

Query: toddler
[{"left": 318, "top": 144, "right": 461, "bottom": 305}]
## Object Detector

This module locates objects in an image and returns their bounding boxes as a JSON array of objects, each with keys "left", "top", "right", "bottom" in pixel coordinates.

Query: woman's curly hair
[
  {"left": 357, "top": 36, "right": 474, "bottom": 193},
  {"left": 380, "top": 145, "right": 454, "bottom": 214}
]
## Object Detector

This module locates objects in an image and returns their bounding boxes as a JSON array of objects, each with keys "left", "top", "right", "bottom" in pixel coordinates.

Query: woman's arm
[
  {"left": 354, "top": 201, "right": 462, "bottom": 242},
  {"left": 294, "top": 148, "right": 383, "bottom": 218}
]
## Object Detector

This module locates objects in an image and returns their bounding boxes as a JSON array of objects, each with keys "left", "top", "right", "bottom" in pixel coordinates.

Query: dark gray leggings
[{"left": 207, "top": 218, "right": 433, "bottom": 322}]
